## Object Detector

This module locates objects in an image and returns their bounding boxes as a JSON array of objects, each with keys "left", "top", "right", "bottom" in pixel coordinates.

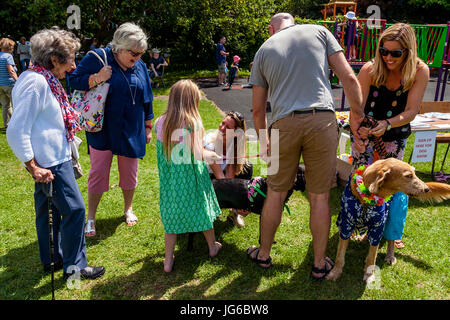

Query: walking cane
[{"left": 42, "top": 181, "right": 55, "bottom": 300}]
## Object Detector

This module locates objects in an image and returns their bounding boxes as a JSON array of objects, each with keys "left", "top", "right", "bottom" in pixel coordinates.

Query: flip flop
[
  {"left": 246, "top": 246, "right": 272, "bottom": 269},
  {"left": 311, "top": 257, "right": 335, "bottom": 280}
]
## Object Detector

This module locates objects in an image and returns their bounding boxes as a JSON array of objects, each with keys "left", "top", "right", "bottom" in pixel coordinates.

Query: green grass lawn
[{"left": 0, "top": 87, "right": 449, "bottom": 300}]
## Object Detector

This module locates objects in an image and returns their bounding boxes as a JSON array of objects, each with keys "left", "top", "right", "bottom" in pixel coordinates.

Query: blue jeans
[
  {"left": 20, "top": 59, "right": 30, "bottom": 72},
  {"left": 34, "top": 160, "right": 87, "bottom": 272}
]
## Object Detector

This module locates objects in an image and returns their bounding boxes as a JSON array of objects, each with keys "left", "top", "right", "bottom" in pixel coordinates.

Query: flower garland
[{"left": 353, "top": 165, "right": 392, "bottom": 206}]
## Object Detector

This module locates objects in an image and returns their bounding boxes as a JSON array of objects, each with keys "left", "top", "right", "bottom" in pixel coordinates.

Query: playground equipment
[
  {"left": 386, "top": 23, "right": 448, "bottom": 69},
  {"left": 337, "top": 18, "right": 387, "bottom": 109},
  {"left": 322, "top": 1, "right": 357, "bottom": 20},
  {"left": 435, "top": 22, "right": 450, "bottom": 101}
]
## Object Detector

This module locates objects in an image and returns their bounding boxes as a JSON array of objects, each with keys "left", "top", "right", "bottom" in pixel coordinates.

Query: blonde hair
[
  {"left": 160, "top": 79, "right": 204, "bottom": 161},
  {"left": 371, "top": 23, "right": 422, "bottom": 91},
  {"left": 0, "top": 38, "right": 15, "bottom": 53}
]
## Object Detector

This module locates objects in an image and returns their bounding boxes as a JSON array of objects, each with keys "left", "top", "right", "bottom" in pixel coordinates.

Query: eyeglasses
[
  {"left": 227, "top": 111, "right": 244, "bottom": 128},
  {"left": 127, "top": 49, "right": 144, "bottom": 57},
  {"left": 379, "top": 47, "right": 407, "bottom": 58}
]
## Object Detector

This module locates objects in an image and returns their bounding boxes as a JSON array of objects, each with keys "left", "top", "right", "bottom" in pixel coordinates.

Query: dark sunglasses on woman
[{"left": 379, "top": 47, "right": 407, "bottom": 58}]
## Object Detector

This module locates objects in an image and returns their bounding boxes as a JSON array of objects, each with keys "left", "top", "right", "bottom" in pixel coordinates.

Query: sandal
[
  {"left": 124, "top": 209, "right": 138, "bottom": 226},
  {"left": 311, "top": 257, "right": 335, "bottom": 280},
  {"left": 394, "top": 239, "right": 405, "bottom": 249},
  {"left": 84, "top": 219, "right": 96, "bottom": 237},
  {"left": 246, "top": 246, "right": 272, "bottom": 269}
]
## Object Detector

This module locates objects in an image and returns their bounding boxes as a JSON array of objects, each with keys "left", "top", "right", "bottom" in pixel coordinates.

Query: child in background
[
  {"left": 155, "top": 79, "right": 223, "bottom": 273},
  {"left": 223, "top": 55, "right": 240, "bottom": 91}
]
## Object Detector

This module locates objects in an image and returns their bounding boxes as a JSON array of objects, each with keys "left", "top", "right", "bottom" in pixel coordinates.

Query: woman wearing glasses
[
  {"left": 352, "top": 23, "right": 429, "bottom": 262},
  {"left": 70, "top": 23, "right": 153, "bottom": 237},
  {"left": 204, "top": 111, "right": 253, "bottom": 227}
]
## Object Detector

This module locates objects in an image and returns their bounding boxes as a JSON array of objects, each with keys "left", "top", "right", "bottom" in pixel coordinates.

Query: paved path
[{"left": 199, "top": 75, "right": 450, "bottom": 133}]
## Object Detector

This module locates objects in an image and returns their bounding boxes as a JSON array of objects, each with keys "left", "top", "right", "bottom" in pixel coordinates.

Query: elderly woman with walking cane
[{"left": 6, "top": 27, "right": 105, "bottom": 281}]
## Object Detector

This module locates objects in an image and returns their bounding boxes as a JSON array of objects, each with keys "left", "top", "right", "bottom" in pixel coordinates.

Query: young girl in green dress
[{"left": 156, "top": 79, "right": 223, "bottom": 273}]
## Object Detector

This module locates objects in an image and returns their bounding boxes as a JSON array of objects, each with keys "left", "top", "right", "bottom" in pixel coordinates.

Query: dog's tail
[{"left": 413, "top": 182, "right": 450, "bottom": 203}]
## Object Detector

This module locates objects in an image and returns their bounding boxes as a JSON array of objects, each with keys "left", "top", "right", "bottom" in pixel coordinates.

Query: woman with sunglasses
[
  {"left": 204, "top": 111, "right": 253, "bottom": 227},
  {"left": 70, "top": 23, "right": 153, "bottom": 237},
  {"left": 352, "top": 23, "right": 429, "bottom": 261}
]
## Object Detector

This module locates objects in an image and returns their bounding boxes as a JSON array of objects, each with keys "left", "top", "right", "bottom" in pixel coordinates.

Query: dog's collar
[
  {"left": 248, "top": 178, "right": 291, "bottom": 215},
  {"left": 353, "top": 165, "right": 392, "bottom": 206}
]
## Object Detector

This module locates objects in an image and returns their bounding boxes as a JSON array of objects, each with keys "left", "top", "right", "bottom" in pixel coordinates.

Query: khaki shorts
[
  {"left": 267, "top": 110, "right": 338, "bottom": 194},
  {"left": 218, "top": 62, "right": 226, "bottom": 74}
]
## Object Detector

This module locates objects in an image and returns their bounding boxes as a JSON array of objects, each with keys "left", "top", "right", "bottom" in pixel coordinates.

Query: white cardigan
[{"left": 6, "top": 71, "right": 71, "bottom": 168}]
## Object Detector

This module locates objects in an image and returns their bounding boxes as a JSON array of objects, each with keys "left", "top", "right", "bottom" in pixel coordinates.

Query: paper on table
[
  {"left": 434, "top": 123, "right": 450, "bottom": 129},
  {"left": 411, "top": 123, "right": 431, "bottom": 128},
  {"left": 422, "top": 112, "right": 450, "bottom": 120},
  {"left": 412, "top": 115, "right": 434, "bottom": 122}
]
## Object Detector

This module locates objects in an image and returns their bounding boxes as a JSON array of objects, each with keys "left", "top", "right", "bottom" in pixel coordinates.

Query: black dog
[
  {"left": 212, "top": 165, "right": 306, "bottom": 214},
  {"left": 187, "top": 166, "right": 306, "bottom": 250}
]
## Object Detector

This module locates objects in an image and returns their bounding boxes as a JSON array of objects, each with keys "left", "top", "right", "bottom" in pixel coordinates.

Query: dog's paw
[
  {"left": 385, "top": 255, "right": 397, "bottom": 265},
  {"left": 326, "top": 268, "right": 342, "bottom": 281},
  {"left": 364, "top": 272, "right": 376, "bottom": 284}
]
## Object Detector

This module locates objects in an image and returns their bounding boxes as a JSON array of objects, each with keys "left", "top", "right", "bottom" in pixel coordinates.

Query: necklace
[
  {"left": 352, "top": 165, "right": 392, "bottom": 206},
  {"left": 119, "top": 68, "right": 138, "bottom": 105}
]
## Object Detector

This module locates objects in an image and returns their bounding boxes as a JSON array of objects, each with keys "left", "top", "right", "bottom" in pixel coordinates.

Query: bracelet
[{"left": 145, "top": 123, "right": 152, "bottom": 130}]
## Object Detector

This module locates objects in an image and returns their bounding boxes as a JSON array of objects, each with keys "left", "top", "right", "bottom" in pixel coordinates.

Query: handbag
[
  {"left": 70, "top": 136, "right": 83, "bottom": 179},
  {"left": 71, "top": 49, "right": 110, "bottom": 132}
]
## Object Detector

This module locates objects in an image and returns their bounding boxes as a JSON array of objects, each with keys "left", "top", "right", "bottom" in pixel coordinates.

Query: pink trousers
[{"left": 87, "top": 146, "right": 139, "bottom": 194}]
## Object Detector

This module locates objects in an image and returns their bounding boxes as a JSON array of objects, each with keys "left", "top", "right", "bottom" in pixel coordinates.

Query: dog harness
[{"left": 336, "top": 177, "right": 391, "bottom": 246}]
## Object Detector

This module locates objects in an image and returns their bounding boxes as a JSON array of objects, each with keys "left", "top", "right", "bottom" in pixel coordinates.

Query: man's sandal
[
  {"left": 311, "top": 257, "right": 335, "bottom": 280},
  {"left": 84, "top": 219, "right": 96, "bottom": 237},
  {"left": 246, "top": 246, "right": 272, "bottom": 269}
]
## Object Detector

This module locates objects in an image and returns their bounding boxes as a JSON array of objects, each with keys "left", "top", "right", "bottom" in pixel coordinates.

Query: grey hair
[
  {"left": 30, "top": 27, "right": 80, "bottom": 70},
  {"left": 110, "top": 22, "right": 148, "bottom": 53}
]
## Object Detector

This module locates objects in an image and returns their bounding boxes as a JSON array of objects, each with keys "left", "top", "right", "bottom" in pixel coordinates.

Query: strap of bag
[{"left": 87, "top": 48, "right": 108, "bottom": 66}]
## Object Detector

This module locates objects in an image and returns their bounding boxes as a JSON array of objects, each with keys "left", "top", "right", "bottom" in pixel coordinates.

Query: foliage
[{"left": 1, "top": 0, "right": 449, "bottom": 70}]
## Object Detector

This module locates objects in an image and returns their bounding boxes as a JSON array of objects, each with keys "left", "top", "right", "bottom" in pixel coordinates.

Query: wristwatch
[{"left": 385, "top": 119, "right": 391, "bottom": 131}]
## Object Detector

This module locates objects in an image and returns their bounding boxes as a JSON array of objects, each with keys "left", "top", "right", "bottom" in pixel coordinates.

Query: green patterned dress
[{"left": 156, "top": 118, "right": 221, "bottom": 234}]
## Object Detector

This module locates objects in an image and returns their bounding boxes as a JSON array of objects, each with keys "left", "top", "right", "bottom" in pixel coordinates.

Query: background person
[
  {"left": 216, "top": 36, "right": 229, "bottom": 86},
  {"left": 0, "top": 37, "right": 18, "bottom": 129},
  {"left": 204, "top": 111, "right": 252, "bottom": 227},
  {"left": 17, "top": 36, "right": 31, "bottom": 72},
  {"left": 6, "top": 27, "right": 105, "bottom": 280},
  {"left": 353, "top": 23, "right": 429, "bottom": 261},
  {"left": 69, "top": 22, "right": 154, "bottom": 237},
  {"left": 156, "top": 79, "right": 222, "bottom": 273},
  {"left": 149, "top": 48, "right": 168, "bottom": 87},
  {"left": 248, "top": 13, "right": 363, "bottom": 277}
]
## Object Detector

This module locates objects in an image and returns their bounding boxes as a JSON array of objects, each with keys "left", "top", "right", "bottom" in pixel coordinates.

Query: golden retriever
[{"left": 327, "top": 158, "right": 450, "bottom": 283}]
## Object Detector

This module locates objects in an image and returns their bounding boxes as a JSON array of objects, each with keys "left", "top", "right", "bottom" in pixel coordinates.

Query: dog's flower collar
[{"left": 353, "top": 165, "right": 392, "bottom": 206}]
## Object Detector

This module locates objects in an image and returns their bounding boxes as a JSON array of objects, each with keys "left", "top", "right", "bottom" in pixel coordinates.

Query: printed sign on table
[{"left": 410, "top": 131, "right": 437, "bottom": 163}]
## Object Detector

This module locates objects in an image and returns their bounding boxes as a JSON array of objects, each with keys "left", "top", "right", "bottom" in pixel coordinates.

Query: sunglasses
[
  {"left": 379, "top": 47, "right": 407, "bottom": 58},
  {"left": 227, "top": 111, "right": 244, "bottom": 127},
  {"left": 127, "top": 49, "right": 144, "bottom": 57}
]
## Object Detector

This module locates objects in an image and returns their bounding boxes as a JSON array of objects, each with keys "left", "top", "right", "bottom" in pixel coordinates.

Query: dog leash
[
  {"left": 249, "top": 183, "right": 291, "bottom": 215},
  {"left": 222, "top": 154, "right": 260, "bottom": 160},
  {"left": 359, "top": 116, "right": 387, "bottom": 159}
]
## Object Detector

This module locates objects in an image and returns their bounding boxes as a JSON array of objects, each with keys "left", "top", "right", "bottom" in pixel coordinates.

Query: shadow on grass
[
  {"left": 84, "top": 215, "right": 124, "bottom": 246},
  {"left": 0, "top": 241, "right": 66, "bottom": 299}
]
